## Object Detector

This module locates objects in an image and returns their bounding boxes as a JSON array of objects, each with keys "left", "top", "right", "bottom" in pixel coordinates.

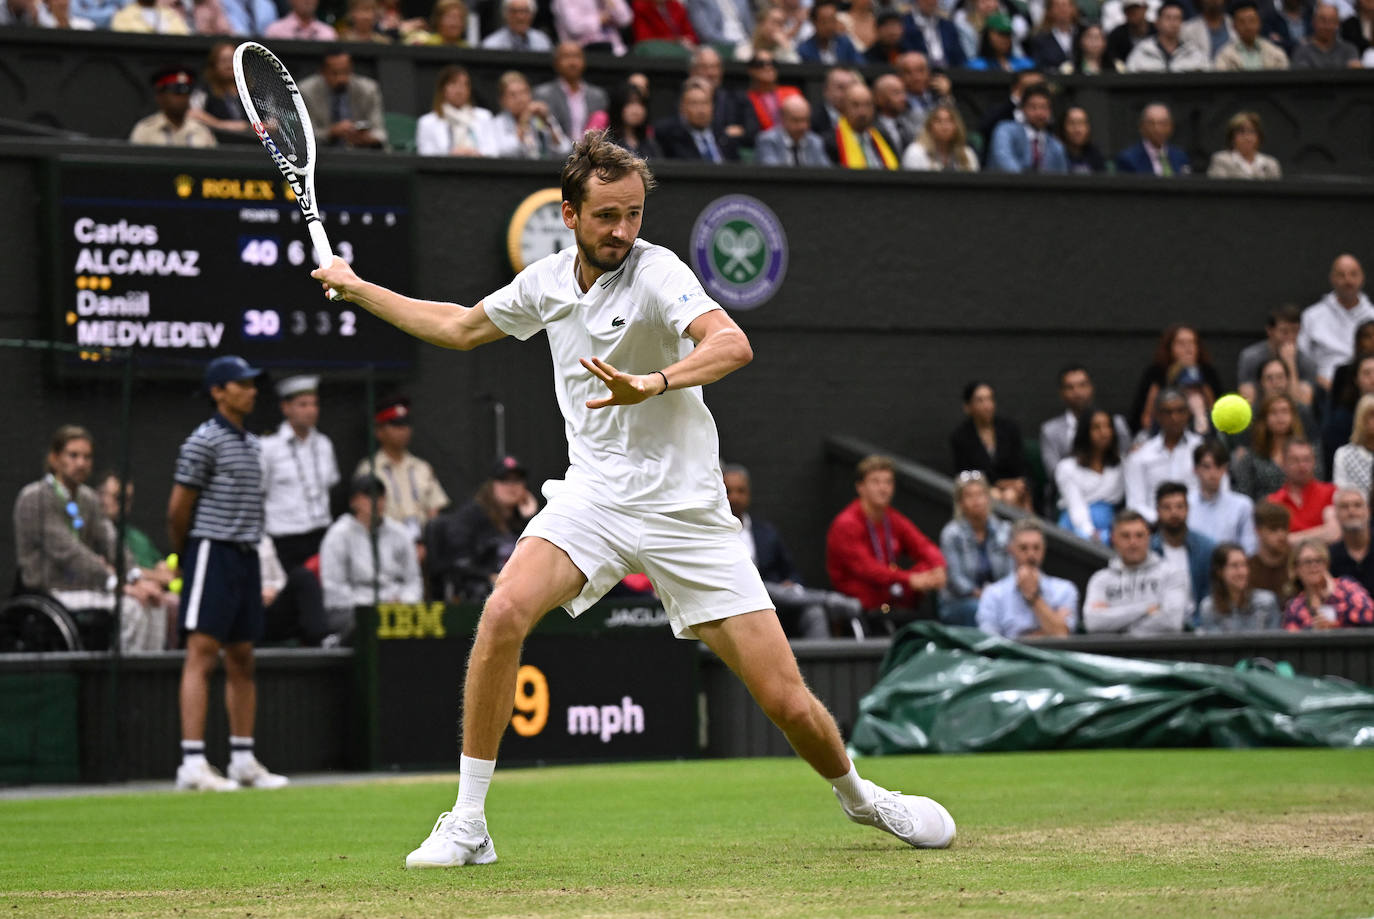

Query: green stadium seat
[
  {"left": 385, "top": 112, "right": 417, "bottom": 153},
  {"left": 632, "top": 39, "right": 692, "bottom": 59}
]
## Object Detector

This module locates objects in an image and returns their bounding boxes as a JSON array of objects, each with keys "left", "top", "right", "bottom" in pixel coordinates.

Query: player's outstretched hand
[
  {"left": 310, "top": 256, "right": 360, "bottom": 300},
  {"left": 581, "top": 357, "right": 660, "bottom": 408}
]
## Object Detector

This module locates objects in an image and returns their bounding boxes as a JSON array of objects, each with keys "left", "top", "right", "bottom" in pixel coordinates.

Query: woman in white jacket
[
  {"left": 1054, "top": 408, "right": 1124, "bottom": 543},
  {"left": 416, "top": 65, "right": 493, "bottom": 157}
]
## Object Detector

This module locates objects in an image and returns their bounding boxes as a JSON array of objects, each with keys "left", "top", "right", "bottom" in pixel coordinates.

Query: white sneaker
[
  {"left": 837, "top": 779, "right": 956, "bottom": 849},
  {"left": 175, "top": 760, "right": 239, "bottom": 792},
  {"left": 227, "top": 756, "right": 289, "bottom": 789},
  {"left": 405, "top": 811, "right": 498, "bottom": 868}
]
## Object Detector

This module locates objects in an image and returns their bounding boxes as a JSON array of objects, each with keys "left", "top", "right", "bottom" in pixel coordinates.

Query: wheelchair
[{"left": 0, "top": 573, "right": 101, "bottom": 653}]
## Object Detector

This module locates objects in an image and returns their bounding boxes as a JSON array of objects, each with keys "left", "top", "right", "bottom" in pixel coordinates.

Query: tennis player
[{"left": 311, "top": 131, "right": 955, "bottom": 866}]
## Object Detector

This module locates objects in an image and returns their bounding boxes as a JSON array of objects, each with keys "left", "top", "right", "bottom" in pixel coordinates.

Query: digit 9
[{"left": 511, "top": 664, "right": 548, "bottom": 737}]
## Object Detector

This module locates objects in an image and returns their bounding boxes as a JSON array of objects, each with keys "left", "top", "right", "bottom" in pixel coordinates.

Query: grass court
[{"left": 3, "top": 749, "right": 1371, "bottom": 918}]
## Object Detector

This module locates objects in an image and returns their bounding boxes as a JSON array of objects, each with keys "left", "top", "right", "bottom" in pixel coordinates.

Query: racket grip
[{"left": 308, "top": 220, "right": 345, "bottom": 301}]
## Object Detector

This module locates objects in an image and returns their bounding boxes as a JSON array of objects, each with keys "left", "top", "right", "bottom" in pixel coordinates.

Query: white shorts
[{"left": 520, "top": 491, "right": 772, "bottom": 640}]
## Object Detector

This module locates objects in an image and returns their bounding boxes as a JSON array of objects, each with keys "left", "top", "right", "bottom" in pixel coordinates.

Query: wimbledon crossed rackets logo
[{"left": 689, "top": 195, "right": 788, "bottom": 311}]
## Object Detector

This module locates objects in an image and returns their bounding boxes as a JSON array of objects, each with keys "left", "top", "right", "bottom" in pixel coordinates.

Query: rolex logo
[{"left": 174, "top": 174, "right": 194, "bottom": 198}]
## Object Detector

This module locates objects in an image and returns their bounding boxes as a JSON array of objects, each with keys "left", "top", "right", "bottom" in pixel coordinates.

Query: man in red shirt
[
  {"left": 1265, "top": 439, "right": 1338, "bottom": 546},
  {"left": 826, "top": 455, "right": 946, "bottom": 621}
]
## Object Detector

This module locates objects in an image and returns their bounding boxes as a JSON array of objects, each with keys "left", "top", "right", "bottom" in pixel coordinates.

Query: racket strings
[{"left": 240, "top": 52, "right": 309, "bottom": 168}]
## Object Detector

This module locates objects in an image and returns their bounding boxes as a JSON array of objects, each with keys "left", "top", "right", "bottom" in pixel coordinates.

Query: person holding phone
[{"left": 1283, "top": 537, "right": 1374, "bottom": 630}]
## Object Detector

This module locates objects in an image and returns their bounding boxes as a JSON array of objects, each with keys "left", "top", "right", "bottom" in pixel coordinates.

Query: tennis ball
[{"left": 1211, "top": 394, "right": 1252, "bottom": 434}]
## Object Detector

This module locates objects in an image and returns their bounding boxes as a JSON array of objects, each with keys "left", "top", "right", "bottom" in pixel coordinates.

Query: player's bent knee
[
  {"left": 758, "top": 687, "right": 817, "bottom": 733},
  {"left": 476, "top": 591, "right": 541, "bottom": 646}
]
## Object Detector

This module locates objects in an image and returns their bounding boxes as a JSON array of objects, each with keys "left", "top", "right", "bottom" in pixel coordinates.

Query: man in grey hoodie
[{"left": 1083, "top": 509, "right": 1190, "bottom": 634}]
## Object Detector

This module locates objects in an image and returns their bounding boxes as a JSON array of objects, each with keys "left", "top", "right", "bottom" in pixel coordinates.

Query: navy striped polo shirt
[{"left": 174, "top": 414, "right": 265, "bottom": 543}]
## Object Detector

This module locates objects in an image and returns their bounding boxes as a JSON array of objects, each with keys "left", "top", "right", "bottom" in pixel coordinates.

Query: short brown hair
[
  {"left": 561, "top": 129, "right": 656, "bottom": 215},
  {"left": 1112, "top": 508, "right": 1148, "bottom": 531},
  {"left": 855, "top": 454, "right": 894, "bottom": 482},
  {"left": 49, "top": 424, "right": 93, "bottom": 456},
  {"left": 1253, "top": 500, "right": 1291, "bottom": 531}
]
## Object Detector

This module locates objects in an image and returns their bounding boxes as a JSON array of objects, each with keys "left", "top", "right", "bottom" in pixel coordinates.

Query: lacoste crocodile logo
[{"left": 611, "top": 317, "right": 626, "bottom": 327}]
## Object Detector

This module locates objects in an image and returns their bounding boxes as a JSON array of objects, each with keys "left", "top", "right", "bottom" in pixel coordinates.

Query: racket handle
[{"left": 308, "top": 220, "right": 345, "bottom": 302}]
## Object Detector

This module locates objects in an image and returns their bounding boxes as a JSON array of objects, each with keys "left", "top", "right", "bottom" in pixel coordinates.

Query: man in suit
[
  {"left": 823, "top": 81, "right": 901, "bottom": 169},
  {"left": 755, "top": 95, "right": 831, "bottom": 166},
  {"left": 297, "top": 49, "right": 388, "bottom": 149},
  {"left": 1039, "top": 364, "right": 1134, "bottom": 480},
  {"left": 975, "top": 70, "right": 1045, "bottom": 163},
  {"left": 689, "top": 46, "right": 753, "bottom": 143},
  {"left": 987, "top": 85, "right": 1066, "bottom": 173},
  {"left": 685, "top": 0, "right": 752, "bottom": 45},
  {"left": 872, "top": 73, "right": 921, "bottom": 153},
  {"left": 532, "top": 41, "right": 608, "bottom": 140},
  {"left": 902, "top": 0, "right": 967, "bottom": 69},
  {"left": 797, "top": 0, "right": 863, "bottom": 63},
  {"left": 810, "top": 66, "right": 861, "bottom": 138},
  {"left": 724, "top": 464, "right": 859, "bottom": 638},
  {"left": 894, "top": 51, "right": 953, "bottom": 130},
  {"left": 1114, "top": 102, "right": 1191, "bottom": 175},
  {"left": 1026, "top": 0, "right": 1080, "bottom": 69},
  {"left": 655, "top": 77, "right": 740, "bottom": 162}
]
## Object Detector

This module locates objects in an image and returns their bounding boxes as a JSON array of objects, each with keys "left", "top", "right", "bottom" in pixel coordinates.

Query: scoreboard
[{"left": 54, "top": 157, "right": 416, "bottom": 374}]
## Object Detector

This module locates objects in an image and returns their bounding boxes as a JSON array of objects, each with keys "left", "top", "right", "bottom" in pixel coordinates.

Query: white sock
[
  {"left": 454, "top": 754, "right": 496, "bottom": 815},
  {"left": 181, "top": 740, "right": 206, "bottom": 768},
  {"left": 830, "top": 762, "right": 872, "bottom": 810},
  {"left": 229, "top": 736, "right": 255, "bottom": 768}
]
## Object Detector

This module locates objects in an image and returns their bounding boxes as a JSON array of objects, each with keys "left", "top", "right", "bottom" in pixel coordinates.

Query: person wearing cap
[
  {"left": 966, "top": 12, "right": 1037, "bottom": 70},
  {"left": 425, "top": 457, "right": 540, "bottom": 603},
  {"left": 129, "top": 68, "right": 216, "bottom": 148},
  {"left": 260, "top": 375, "right": 341, "bottom": 572},
  {"left": 354, "top": 396, "right": 450, "bottom": 546},
  {"left": 318, "top": 474, "right": 422, "bottom": 640},
  {"left": 1126, "top": 0, "right": 1211, "bottom": 69},
  {"left": 166, "top": 355, "right": 287, "bottom": 793},
  {"left": 1105, "top": 0, "right": 1155, "bottom": 68},
  {"left": 110, "top": 0, "right": 189, "bottom": 32}
]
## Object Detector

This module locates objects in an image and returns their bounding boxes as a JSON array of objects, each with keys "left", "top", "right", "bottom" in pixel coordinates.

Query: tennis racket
[{"left": 232, "top": 41, "right": 343, "bottom": 300}]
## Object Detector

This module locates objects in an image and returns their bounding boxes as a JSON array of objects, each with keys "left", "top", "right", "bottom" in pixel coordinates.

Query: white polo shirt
[
  {"left": 260, "top": 421, "right": 340, "bottom": 537},
  {"left": 482, "top": 239, "right": 726, "bottom": 513},
  {"left": 1299, "top": 291, "right": 1374, "bottom": 381}
]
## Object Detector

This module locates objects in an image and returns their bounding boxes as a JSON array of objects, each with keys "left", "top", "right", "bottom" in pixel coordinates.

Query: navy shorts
[{"left": 179, "top": 538, "right": 264, "bottom": 644}]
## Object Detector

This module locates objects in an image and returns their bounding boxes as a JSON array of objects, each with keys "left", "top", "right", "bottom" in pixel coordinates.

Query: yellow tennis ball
[
  {"left": 169, "top": 577, "right": 183, "bottom": 594},
  {"left": 1211, "top": 394, "right": 1252, "bottom": 434}
]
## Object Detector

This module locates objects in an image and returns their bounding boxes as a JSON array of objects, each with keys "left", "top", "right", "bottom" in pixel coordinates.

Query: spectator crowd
[
  {"left": 13, "top": 252, "right": 1374, "bottom": 649},
  {"left": 2, "top": 0, "right": 1362, "bottom": 176}
]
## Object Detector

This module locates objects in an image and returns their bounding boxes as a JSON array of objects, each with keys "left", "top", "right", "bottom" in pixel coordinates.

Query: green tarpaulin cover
[{"left": 849, "top": 624, "right": 1374, "bottom": 754}]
